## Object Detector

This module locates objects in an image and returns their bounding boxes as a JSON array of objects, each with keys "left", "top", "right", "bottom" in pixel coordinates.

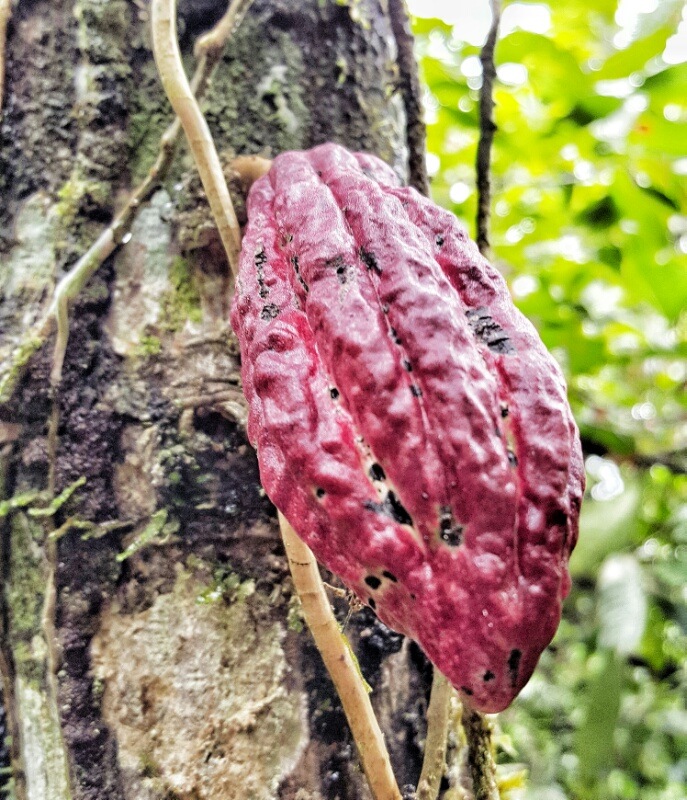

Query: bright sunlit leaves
[{"left": 412, "top": 1, "right": 687, "bottom": 797}]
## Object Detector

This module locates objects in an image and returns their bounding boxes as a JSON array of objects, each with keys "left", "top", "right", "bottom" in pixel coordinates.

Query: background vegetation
[{"left": 411, "top": 1, "right": 686, "bottom": 797}]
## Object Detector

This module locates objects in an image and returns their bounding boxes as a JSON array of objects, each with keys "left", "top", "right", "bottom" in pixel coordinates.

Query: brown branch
[
  {"left": 388, "top": 0, "right": 430, "bottom": 196},
  {"left": 475, "top": 0, "right": 501, "bottom": 256}
]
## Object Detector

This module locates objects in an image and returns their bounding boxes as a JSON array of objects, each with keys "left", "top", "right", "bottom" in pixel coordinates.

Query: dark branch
[
  {"left": 475, "top": 0, "right": 501, "bottom": 255},
  {"left": 388, "top": 0, "right": 430, "bottom": 197}
]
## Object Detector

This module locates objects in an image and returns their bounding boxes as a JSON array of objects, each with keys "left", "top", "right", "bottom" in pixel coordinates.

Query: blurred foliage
[{"left": 412, "top": 1, "right": 687, "bottom": 798}]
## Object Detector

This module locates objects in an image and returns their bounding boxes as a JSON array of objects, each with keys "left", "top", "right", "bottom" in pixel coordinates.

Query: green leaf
[
  {"left": 570, "top": 477, "right": 642, "bottom": 577},
  {"left": 574, "top": 650, "right": 624, "bottom": 783},
  {"left": 597, "top": 554, "right": 647, "bottom": 654},
  {"left": 596, "top": 25, "right": 675, "bottom": 80}
]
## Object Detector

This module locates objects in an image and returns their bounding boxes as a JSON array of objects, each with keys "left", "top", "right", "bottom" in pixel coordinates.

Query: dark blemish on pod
[
  {"left": 316, "top": 488, "right": 325, "bottom": 498},
  {"left": 403, "top": 359, "right": 413, "bottom": 372},
  {"left": 336, "top": 265, "right": 347, "bottom": 284},
  {"left": 483, "top": 670, "right": 495, "bottom": 682},
  {"left": 368, "top": 598, "right": 376, "bottom": 610},
  {"left": 291, "top": 254, "right": 309, "bottom": 294},
  {"left": 255, "top": 247, "right": 269, "bottom": 299},
  {"left": 260, "top": 304, "right": 280, "bottom": 320},
  {"left": 360, "top": 247, "right": 382, "bottom": 275},
  {"left": 364, "top": 491, "right": 413, "bottom": 527},
  {"left": 385, "top": 491, "right": 413, "bottom": 526},
  {"left": 382, "top": 303, "right": 389, "bottom": 315},
  {"left": 507, "top": 450, "right": 518, "bottom": 467},
  {"left": 281, "top": 232, "right": 294, "bottom": 246},
  {"left": 389, "top": 327, "right": 401, "bottom": 345},
  {"left": 382, "top": 570, "right": 398, "bottom": 583},
  {"left": 501, "top": 404, "right": 509, "bottom": 418},
  {"left": 410, "top": 593, "right": 416, "bottom": 600},
  {"left": 507, "top": 649, "right": 522, "bottom": 688},
  {"left": 369, "top": 463, "right": 386, "bottom": 481},
  {"left": 461, "top": 686, "right": 474, "bottom": 696},
  {"left": 410, "top": 385, "right": 422, "bottom": 398},
  {"left": 435, "top": 233, "right": 445, "bottom": 247},
  {"left": 465, "top": 307, "right": 515, "bottom": 354},
  {"left": 547, "top": 509, "right": 568, "bottom": 527},
  {"left": 439, "top": 507, "right": 464, "bottom": 547},
  {"left": 330, "top": 387, "right": 340, "bottom": 400},
  {"left": 365, "top": 575, "right": 382, "bottom": 590}
]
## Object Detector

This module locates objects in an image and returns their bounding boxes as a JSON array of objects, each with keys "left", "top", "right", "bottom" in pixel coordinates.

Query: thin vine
[{"left": 0, "top": 0, "right": 10, "bottom": 117}]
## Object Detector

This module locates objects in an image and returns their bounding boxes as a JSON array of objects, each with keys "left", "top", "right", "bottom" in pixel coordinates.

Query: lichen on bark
[{"left": 91, "top": 565, "right": 307, "bottom": 800}]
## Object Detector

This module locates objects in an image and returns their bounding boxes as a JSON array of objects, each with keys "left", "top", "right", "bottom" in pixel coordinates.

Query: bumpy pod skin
[{"left": 231, "top": 143, "right": 584, "bottom": 713}]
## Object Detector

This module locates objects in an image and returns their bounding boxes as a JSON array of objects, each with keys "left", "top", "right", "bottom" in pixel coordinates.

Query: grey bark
[{"left": 0, "top": 1, "right": 431, "bottom": 799}]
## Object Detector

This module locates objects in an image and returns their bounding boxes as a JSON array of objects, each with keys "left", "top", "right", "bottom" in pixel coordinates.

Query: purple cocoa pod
[{"left": 231, "top": 143, "right": 584, "bottom": 713}]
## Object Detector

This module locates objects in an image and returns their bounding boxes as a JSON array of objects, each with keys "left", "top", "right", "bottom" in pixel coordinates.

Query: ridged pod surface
[{"left": 231, "top": 143, "right": 584, "bottom": 713}]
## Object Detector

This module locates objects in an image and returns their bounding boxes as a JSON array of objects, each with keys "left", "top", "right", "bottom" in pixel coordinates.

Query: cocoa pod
[{"left": 231, "top": 143, "right": 584, "bottom": 713}]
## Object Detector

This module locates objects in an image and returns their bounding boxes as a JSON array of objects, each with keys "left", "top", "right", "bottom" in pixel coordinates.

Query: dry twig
[{"left": 475, "top": 0, "right": 501, "bottom": 256}]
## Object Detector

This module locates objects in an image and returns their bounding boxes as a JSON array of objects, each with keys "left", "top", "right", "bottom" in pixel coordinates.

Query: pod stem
[
  {"left": 279, "top": 513, "right": 402, "bottom": 800},
  {"left": 417, "top": 669, "right": 452, "bottom": 800}
]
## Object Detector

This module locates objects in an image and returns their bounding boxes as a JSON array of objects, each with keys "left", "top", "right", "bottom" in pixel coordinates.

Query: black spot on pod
[
  {"left": 261, "top": 304, "right": 280, "bottom": 320},
  {"left": 501, "top": 404, "right": 509, "bottom": 418},
  {"left": 291, "top": 254, "right": 309, "bottom": 294},
  {"left": 410, "top": 385, "right": 422, "bottom": 398},
  {"left": 369, "top": 463, "right": 386, "bottom": 481},
  {"left": 547, "top": 509, "right": 568, "bottom": 527},
  {"left": 507, "top": 649, "right": 522, "bottom": 688},
  {"left": 365, "top": 575, "right": 382, "bottom": 590},
  {"left": 461, "top": 686, "right": 474, "bottom": 696},
  {"left": 364, "top": 491, "right": 413, "bottom": 527},
  {"left": 483, "top": 670, "right": 495, "bottom": 682},
  {"left": 439, "top": 506, "right": 463, "bottom": 547},
  {"left": 360, "top": 247, "right": 382, "bottom": 275},
  {"left": 382, "top": 570, "right": 398, "bottom": 583},
  {"left": 368, "top": 597, "right": 376, "bottom": 610},
  {"left": 330, "top": 387, "right": 340, "bottom": 399},
  {"left": 507, "top": 450, "right": 518, "bottom": 467},
  {"left": 435, "top": 233, "right": 445, "bottom": 247},
  {"left": 466, "top": 307, "right": 516, "bottom": 354},
  {"left": 316, "top": 488, "right": 325, "bottom": 498},
  {"left": 385, "top": 491, "right": 413, "bottom": 526},
  {"left": 255, "top": 247, "right": 269, "bottom": 298}
]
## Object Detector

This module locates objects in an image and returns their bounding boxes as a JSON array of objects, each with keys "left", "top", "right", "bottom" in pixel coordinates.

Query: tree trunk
[{"left": 0, "top": 1, "right": 431, "bottom": 799}]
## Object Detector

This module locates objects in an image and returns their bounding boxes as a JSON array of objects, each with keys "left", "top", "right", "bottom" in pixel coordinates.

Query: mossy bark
[{"left": 0, "top": 1, "right": 430, "bottom": 798}]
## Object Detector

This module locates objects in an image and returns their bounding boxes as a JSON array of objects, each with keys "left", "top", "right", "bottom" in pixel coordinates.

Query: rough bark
[{"left": 0, "top": 1, "right": 431, "bottom": 799}]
